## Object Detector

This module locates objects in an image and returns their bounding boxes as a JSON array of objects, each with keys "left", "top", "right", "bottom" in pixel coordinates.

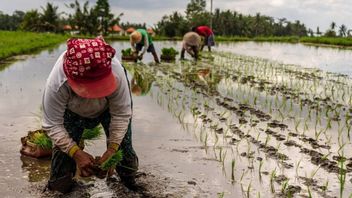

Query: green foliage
[
  {"left": 300, "top": 36, "right": 352, "bottom": 46},
  {"left": 100, "top": 150, "right": 123, "bottom": 171},
  {"left": 94, "top": 0, "right": 116, "bottom": 35},
  {"left": 29, "top": 131, "right": 52, "bottom": 150},
  {"left": 81, "top": 125, "right": 103, "bottom": 140},
  {"left": 121, "top": 48, "right": 132, "bottom": 56},
  {"left": 156, "top": 12, "right": 189, "bottom": 37},
  {"left": 40, "top": 3, "right": 60, "bottom": 32},
  {"left": 186, "top": 0, "right": 209, "bottom": 27},
  {"left": 20, "top": 10, "right": 42, "bottom": 32},
  {"left": 66, "top": 0, "right": 122, "bottom": 35},
  {"left": 0, "top": 31, "right": 66, "bottom": 60},
  {"left": 161, "top": 47, "right": 179, "bottom": 57},
  {"left": 0, "top": 10, "right": 25, "bottom": 31},
  {"left": 19, "top": 3, "right": 60, "bottom": 32}
]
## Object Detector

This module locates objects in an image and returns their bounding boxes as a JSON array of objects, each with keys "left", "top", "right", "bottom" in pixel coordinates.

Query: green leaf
[{"left": 100, "top": 150, "right": 124, "bottom": 171}]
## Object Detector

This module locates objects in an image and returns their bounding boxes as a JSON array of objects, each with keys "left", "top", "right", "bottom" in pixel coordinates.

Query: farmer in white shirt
[{"left": 42, "top": 37, "right": 138, "bottom": 193}]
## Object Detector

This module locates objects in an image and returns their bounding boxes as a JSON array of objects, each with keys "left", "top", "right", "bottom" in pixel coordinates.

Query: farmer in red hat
[
  {"left": 42, "top": 37, "right": 138, "bottom": 193},
  {"left": 192, "top": 25, "right": 215, "bottom": 52}
]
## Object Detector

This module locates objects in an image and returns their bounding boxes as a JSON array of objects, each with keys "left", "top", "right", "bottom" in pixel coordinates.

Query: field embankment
[{"left": 0, "top": 31, "right": 67, "bottom": 60}]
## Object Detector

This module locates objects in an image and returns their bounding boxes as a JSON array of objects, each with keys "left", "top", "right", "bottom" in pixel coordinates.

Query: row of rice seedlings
[
  {"left": 213, "top": 54, "right": 352, "bottom": 157},
  {"left": 148, "top": 61, "right": 349, "bottom": 197},
  {"left": 212, "top": 53, "right": 352, "bottom": 195}
]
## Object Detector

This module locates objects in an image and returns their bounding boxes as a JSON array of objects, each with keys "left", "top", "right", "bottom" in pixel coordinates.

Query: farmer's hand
[
  {"left": 138, "top": 55, "right": 143, "bottom": 60},
  {"left": 98, "top": 148, "right": 117, "bottom": 176},
  {"left": 72, "top": 150, "right": 95, "bottom": 177}
]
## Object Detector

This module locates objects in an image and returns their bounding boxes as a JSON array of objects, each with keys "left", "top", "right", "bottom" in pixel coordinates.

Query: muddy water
[
  {"left": 1, "top": 41, "right": 352, "bottom": 197},
  {"left": 0, "top": 42, "right": 238, "bottom": 197}
]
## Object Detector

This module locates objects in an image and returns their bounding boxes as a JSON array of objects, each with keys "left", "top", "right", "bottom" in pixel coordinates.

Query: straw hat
[{"left": 130, "top": 31, "right": 142, "bottom": 43}]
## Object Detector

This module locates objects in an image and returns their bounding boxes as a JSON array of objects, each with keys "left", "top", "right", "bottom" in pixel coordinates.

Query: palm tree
[
  {"left": 330, "top": 22, "right": 336, "bottom": 30},
  {"left": 338, "top": 24, "right": 347, "bottom": 37},
  {"left": 348, "top": 29, "right": 352, "bottom": 37},
  {"left": 316, "top": 26, "right": 321, "bottom": 36}
]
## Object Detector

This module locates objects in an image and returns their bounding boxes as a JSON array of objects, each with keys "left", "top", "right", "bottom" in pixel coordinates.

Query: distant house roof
[
  {"left": 126, "top": 27, "right": 136, "bottom": 34},
  {"left": 63, "top": 25, "right": 72, "bottom": 31},
  {"left": 111, "top": 25, "right": 123, "bottom": 32}
]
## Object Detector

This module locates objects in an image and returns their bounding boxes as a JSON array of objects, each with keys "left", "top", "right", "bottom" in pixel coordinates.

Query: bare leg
[
  {"left": 152, "top": 51, "right": 160, "bottom": 64},
  {"left": 180, "top": 48, "right": 186, "bottom": 60},
  {"left": 200, "top": 44, "right": 205, "bottom": 52},
  {"left": 192, "top": 46, "right": 199, "bottom": 61}
]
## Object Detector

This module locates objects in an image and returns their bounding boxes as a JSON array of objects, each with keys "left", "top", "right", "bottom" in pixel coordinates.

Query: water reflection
[
  {"left": 20, "top": 155, "right": 50, "bottom": 182},
  {"left": 218, "top": 41, "right": 352, "bottom": 76},
  {"left": 131, "top": 68, "right": 155, "bottom": 96},
  {"left": 181, "top": 65, "right": 223, "bottom": 90}
]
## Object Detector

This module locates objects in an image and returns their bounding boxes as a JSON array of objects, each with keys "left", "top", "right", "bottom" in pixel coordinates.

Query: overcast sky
[{"left": 0, "top": 0, "right": 351, "bottom": 31}]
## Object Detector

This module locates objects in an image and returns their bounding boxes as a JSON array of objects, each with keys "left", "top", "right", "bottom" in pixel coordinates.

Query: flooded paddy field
[{"left": 1, "top": 41, "right": 352, "bottom": 197}]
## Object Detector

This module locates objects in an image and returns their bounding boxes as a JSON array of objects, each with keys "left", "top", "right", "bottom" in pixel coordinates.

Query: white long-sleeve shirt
[{"left": 42, "top": 52, "right": 132, "bottom": 154}]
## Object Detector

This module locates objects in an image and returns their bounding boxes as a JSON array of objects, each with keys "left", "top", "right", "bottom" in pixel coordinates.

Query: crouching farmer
[
  {"left": 192, "top": 25, "right": 215, "bottom": 52},
  {"left": 130, "top": 29, "right": 160, "bottom": 63},
  {"left": 181, "top": 32, "right": 201, "bottom": 61},
  {"left": 42, "top": 37, "right": 138, "bottom": 193}
]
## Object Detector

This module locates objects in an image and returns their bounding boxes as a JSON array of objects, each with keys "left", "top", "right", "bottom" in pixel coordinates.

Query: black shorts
[{"left": 136, "top": 43, "right": 156, "bottom": 53}]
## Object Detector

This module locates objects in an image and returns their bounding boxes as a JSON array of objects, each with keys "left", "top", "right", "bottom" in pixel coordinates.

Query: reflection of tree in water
[
  {"left": 131, "top": 68, "right": 155, "bottom": 96},
  {"left": 20, "top": 155, "right": 51, "bottom": 182}
]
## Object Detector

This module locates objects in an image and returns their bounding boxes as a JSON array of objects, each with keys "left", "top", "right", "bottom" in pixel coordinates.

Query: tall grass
[
  {"left": 0, "top": 31, "right": 67, "bottom": 60},
  {"left": 300, "top": 36, "right": 352, "bottom": 47}
]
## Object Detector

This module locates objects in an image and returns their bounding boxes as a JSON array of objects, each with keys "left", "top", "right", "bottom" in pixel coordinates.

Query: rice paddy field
[{"left": 1, "top": 41, "right": 352, "bottom": 197}]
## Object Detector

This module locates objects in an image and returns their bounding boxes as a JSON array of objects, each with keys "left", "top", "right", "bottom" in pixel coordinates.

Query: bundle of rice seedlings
[
  {"left": 81, "top": 125, "right": 103, "bottom": 140},
  {"left": 30, "top": 131, "right": 52, "bottom": 150},
  {"left": 100, "top": 150, "right": 124, "bottom": 171}
]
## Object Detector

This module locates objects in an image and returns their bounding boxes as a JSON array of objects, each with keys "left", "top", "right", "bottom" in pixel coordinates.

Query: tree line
[{"left": 0, "top": 0, "right": 351, "bottom": 38}]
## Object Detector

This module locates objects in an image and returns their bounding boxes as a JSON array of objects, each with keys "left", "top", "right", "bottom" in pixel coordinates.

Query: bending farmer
[
  {"left": 181, "top": 32, "right": 201, "bottom": 61},
  {"left": 130, "top": 29, "right": 160, "bottom": 63},
  {"left": 42, "top": 37, "right": 138, "bottom": 193},
  {"left": 192, "top": 25, "right": 215, "bottom": 52}
]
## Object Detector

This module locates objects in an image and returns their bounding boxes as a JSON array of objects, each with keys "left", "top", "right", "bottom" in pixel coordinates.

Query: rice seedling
[
  {"left": 270, "top": 169, "right": 277, "bottom": 193},
  {"left": 322, "top": 179, "right": 329, "bottom": 194},
  {"left": 82, "top": 125, "right": 103, "bottom": 141},
  {"left": 294, "top": 118, "right": 301, "bottom": 133},
  {"left": 247, "top": 181, "right": 252, "bottom": 198},
  {"left": 231, "top": 159, "right": 236, "bottom": 183},
  {"left": 217, "top": 192, "right": 225, "bottom": 198},
  {"left": 258, "top": 160, "right": 264, "bottom": 181},
  {"left": 30, "top": 131, "right": 52, "bottom": 150},
  {"left": 338, "top": 158, "right": 347, "bottom": 198},
  {"left": 100, "top": 150, "right": 123, "bottom": 171},
  {"left": 281, "top": 179, "right": 289, "bottom": 195},
  {"left": 264, "top": 134, "right": 271, "bottom": 148},
  {"left": 240, "top": 169, "right": 247, "bottom": 182}
]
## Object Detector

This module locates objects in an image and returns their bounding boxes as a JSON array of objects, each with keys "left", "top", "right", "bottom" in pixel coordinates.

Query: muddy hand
[
  {"left": 98, "top": 148, "right": 116, "bottom": 176},
  {"left": 73, "top": 149, "right": 95, "bottom": 177}
]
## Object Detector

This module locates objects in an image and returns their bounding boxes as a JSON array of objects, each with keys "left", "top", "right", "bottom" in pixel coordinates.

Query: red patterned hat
[{"left": 63, "top": 37, "right": 117, "bottom": 98}]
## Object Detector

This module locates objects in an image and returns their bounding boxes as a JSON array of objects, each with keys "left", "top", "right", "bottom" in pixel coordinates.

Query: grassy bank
[
  {"left": 0, "top": 31, "right": 67, "bottom": 60},
  {"left": 300, "top": 36, "right": 352, "bottom": 47}
]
